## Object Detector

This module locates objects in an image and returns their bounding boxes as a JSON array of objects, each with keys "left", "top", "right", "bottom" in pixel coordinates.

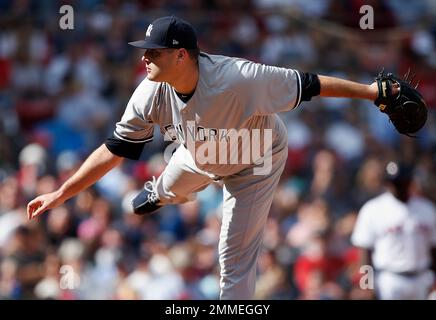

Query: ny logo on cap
[
  {"left": 146, "top": 24, "right": 153, "bottom": 37},
  {"left": 173, "top": 39, "right": 179, "bottom": 45}
]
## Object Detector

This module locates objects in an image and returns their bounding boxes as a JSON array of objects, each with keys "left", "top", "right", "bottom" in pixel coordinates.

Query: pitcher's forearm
[
  {"left": 58, "top": 144, "right": 123, "bottom": 201},
  {"left": 319, "top": 75, "right": 377, "bottom": 101}
]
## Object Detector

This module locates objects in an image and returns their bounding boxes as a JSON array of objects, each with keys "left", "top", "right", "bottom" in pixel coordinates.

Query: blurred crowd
[{"left": 0, "top": 0, "right": 436, "bottom": 300}]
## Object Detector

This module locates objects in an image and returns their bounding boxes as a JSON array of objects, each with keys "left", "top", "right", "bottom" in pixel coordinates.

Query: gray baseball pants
[{"left": 154, "top": 127, "right": 288, "bottom": 299}]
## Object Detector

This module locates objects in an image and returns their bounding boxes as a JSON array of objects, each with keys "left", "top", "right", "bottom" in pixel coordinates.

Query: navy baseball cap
[
  {"left": 384, "top": 161, "right": 414, "bottom": 202},
  {"left": 129, "top": 16, "right": 198, "bottom": 50},
  {"left": 385, "top": 161, "right": 414, "bottom": 184}
]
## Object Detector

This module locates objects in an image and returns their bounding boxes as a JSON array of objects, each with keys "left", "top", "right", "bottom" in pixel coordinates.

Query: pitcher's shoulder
[{"left": 199, "top": 53, "right": 261, "bottom": 88}]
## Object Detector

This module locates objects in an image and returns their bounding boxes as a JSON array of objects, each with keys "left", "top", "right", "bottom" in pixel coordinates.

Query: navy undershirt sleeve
[
  {"left": 104, "top": 134, "right": 147, "bottom": 160},
  {"left": 298, "top": 72, "right": 321, "bottom": 102}
]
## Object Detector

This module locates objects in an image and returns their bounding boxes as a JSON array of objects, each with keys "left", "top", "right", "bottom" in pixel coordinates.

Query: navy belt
[
  {"left": 379, "top": 269, "right": 427, "bottom": 277},
  {"left": 396, "top": 270, "right": 426, "bottom": 277}
]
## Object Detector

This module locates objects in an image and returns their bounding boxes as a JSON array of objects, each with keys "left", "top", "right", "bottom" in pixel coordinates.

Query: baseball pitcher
[{"left": 27, "top": 16, "right": 427, "bottom": 299}]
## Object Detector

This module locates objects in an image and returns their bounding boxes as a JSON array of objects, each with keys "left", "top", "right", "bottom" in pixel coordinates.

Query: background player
[{"left": 351, "top": 161, "right": 436, "bottom": 299}]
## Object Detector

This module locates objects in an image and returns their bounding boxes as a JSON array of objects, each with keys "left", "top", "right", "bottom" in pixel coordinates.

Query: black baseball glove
[{"left": 374, "top": 69, "right": 428, "bottom": 136}]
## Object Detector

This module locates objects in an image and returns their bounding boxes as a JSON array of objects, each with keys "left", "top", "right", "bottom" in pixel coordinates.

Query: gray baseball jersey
[
  {"left": 106, "top": 52, "right": 302, "bottom": 299},
  {"left": 109, "top": 52, "right": 301, "bottom": 176}
]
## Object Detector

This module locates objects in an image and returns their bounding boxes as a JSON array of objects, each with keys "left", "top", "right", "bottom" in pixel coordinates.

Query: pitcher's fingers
[
  {"left": 27, "top": 200, "right": 37, "bottom": 220},
  {"left": 27, "top": 200, "right": 42, "bottom": 220},
  {"left": 30, "top": 204, "right": 47, "bottom": 220}
]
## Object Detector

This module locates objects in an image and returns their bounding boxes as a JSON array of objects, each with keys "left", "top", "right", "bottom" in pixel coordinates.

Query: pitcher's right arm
[{"left": 27, "top": 144, "right": 123, "bottom": 220}]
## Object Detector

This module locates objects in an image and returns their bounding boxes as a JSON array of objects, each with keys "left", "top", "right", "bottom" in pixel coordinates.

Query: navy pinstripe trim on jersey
[
  {"left": 113, "top": 131, "right": 153, "bottom": 143},
  {"left": 200, "top": 52, "right": 214, "bottom": 63},
  {"left": 294, "top": 70, "right": 302, "bottom": 109}
]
